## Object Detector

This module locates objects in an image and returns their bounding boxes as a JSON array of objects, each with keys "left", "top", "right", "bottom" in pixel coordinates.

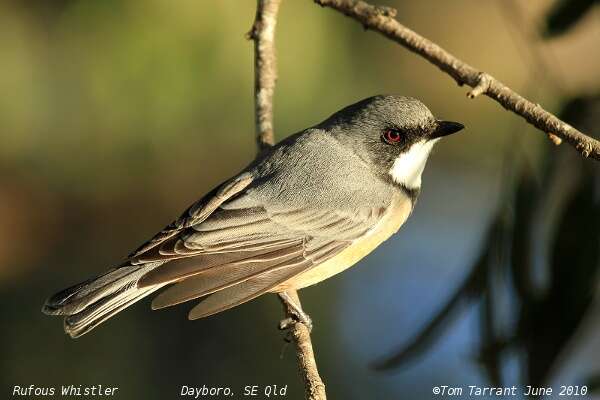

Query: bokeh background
[{"left": 1, "top": 1, "right": 599, "bottom": 399}]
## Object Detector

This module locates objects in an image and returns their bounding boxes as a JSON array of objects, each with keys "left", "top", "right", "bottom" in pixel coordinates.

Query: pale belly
[{"left": 272, "top": 196, "right": 413, "bottom": 291}]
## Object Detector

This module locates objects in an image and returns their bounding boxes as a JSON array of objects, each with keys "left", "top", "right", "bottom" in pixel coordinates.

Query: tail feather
[
  {"left": 64, "top": 284, "right": 163, "bottom": 338},
  {"left": 42, "top": 264, "right": 163, "bottom": 338}
]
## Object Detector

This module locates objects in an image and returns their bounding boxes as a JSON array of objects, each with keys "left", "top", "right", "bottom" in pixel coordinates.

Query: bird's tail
[{"left": 42, "top": 264, "right": 164, "bottom": 338}]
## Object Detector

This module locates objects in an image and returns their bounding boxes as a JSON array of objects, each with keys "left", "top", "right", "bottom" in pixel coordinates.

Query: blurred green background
[{"left": 1, "top": 1, "right": 599, "bottom": 399}]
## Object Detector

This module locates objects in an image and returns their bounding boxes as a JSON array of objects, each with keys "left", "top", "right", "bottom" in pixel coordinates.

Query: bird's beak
[{"left": 430, "top": 120, "right": 464, "bottom": 140}]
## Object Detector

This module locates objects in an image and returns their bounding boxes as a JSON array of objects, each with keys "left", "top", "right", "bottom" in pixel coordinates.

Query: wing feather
[
  {"left": 150, "top": 239, "right": 350, "bottom": 310},
  {"left": 130, "top": 175, "right": 388, "bottom": 315},
  {"left": 187, "top": 258, "right": 311, "bottom": 320},
  {"left": 137, "top": 239, "right": 299, "bottom": 287},
  {"left": 150, "top": 242, "right": 305, "bottom": 309},
  {"left": 127, "top": 173, "right": 253, "bottom": 260}
]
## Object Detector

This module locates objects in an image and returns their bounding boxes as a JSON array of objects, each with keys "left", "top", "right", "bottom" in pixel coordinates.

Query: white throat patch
[{"left": 389, "top": 139, "right": 437, "bottom": 189}]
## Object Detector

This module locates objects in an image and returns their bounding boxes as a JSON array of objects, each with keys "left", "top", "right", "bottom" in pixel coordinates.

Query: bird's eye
[{"left": 382, "top": 129, "right": 402, "bottom": 144}]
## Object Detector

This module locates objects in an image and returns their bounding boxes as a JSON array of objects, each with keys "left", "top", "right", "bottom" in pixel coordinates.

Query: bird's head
[{"left": 320, "top": 95, "right": 464, "bottom": 191}]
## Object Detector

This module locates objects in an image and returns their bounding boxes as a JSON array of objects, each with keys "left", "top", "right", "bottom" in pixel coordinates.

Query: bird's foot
[{"left": 277, "top": 292, "right": 313, "bottom": 333}]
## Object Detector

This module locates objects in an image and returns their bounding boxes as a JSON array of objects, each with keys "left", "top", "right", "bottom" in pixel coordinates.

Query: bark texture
[
  {"left": 315, "top": 0, "right": 600, "bottom": 160},
  {"left": 249, "top": 1, "right": 327, "bottom": 399}
]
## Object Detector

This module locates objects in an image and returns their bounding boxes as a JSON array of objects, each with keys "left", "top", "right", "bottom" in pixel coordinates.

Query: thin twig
[
  {"left": 279, "top": 292, "right": 327, "bottom": 400},
  {"left": 248, "top": 0, "right": 281, "bottom": 151},
  {"left": 314, "top": 0, "right": 600, "bottom": 160},
  {"left": 248, "top": 1, "right": 327, "bottom": 399}
]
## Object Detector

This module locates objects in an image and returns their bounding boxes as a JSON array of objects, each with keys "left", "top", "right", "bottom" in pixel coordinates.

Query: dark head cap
[{"left": 319, "top": 95, "right": 464, "bottom": 190}]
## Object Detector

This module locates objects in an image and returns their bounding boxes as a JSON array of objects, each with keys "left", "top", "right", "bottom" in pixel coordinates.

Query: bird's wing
[
  {"left": 132, "top": 183, "right": 388, "bottom": 315},
  {"left": 127, "top": 172, "right": 254, "bottom": 260}
]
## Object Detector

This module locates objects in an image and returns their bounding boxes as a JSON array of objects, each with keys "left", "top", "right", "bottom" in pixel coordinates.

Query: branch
[
  {"left": 279, "top": 292, "right": 327, "bottom": 400},
  {"left": 314, "top": 0, "right": 600, "bottom": 161},
  {"left": 248, "top": 1, "right": 327, "bottom": 399},
  {"left": 248, "top": 0, "right": 280, "bottom": 151}
]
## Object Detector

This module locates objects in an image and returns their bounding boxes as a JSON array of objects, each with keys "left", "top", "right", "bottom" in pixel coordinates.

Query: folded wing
[{"left": 136, "top": 191, "right": 387, "bottom": 319}]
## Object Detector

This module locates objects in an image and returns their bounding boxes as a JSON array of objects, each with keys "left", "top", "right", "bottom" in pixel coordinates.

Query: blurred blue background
[{"left": 1, "top": 1, "right": 599, "bottom": 399}]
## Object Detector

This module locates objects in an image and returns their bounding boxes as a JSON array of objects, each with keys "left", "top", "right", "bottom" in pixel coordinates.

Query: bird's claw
[
  {"left": 277, "top": 292, "right": 313, "bottom": 333},
  {"left": 278, "top": 311, "right": 313, "bottom": 333}
]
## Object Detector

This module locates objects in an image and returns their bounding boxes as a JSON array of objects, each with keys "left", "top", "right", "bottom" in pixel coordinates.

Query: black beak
[{"left": 430, "top": 120, "right": 464, "bottom": 139}]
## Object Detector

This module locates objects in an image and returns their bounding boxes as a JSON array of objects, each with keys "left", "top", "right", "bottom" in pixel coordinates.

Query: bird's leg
[{"left": 278, "top": 291, "right": 313, "bottom": 332}]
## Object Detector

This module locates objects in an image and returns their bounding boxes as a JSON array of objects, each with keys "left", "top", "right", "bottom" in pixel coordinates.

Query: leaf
[
  {"left": 524, "top": 169, "right": 600, "bottom": 385},
  {"left": 510, "top": 169, "right": 540, "bottom": 302},
  {"left": 543, "top": 0, "right": 598, "bottom": 38},
  {"left": 372, "top": 213, "right": 504, "bottom": 370}
]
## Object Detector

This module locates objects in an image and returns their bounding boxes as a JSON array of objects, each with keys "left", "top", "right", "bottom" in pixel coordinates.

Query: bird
[{"left": 42, "top": 95, "right": 464, "bottom": 338}]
